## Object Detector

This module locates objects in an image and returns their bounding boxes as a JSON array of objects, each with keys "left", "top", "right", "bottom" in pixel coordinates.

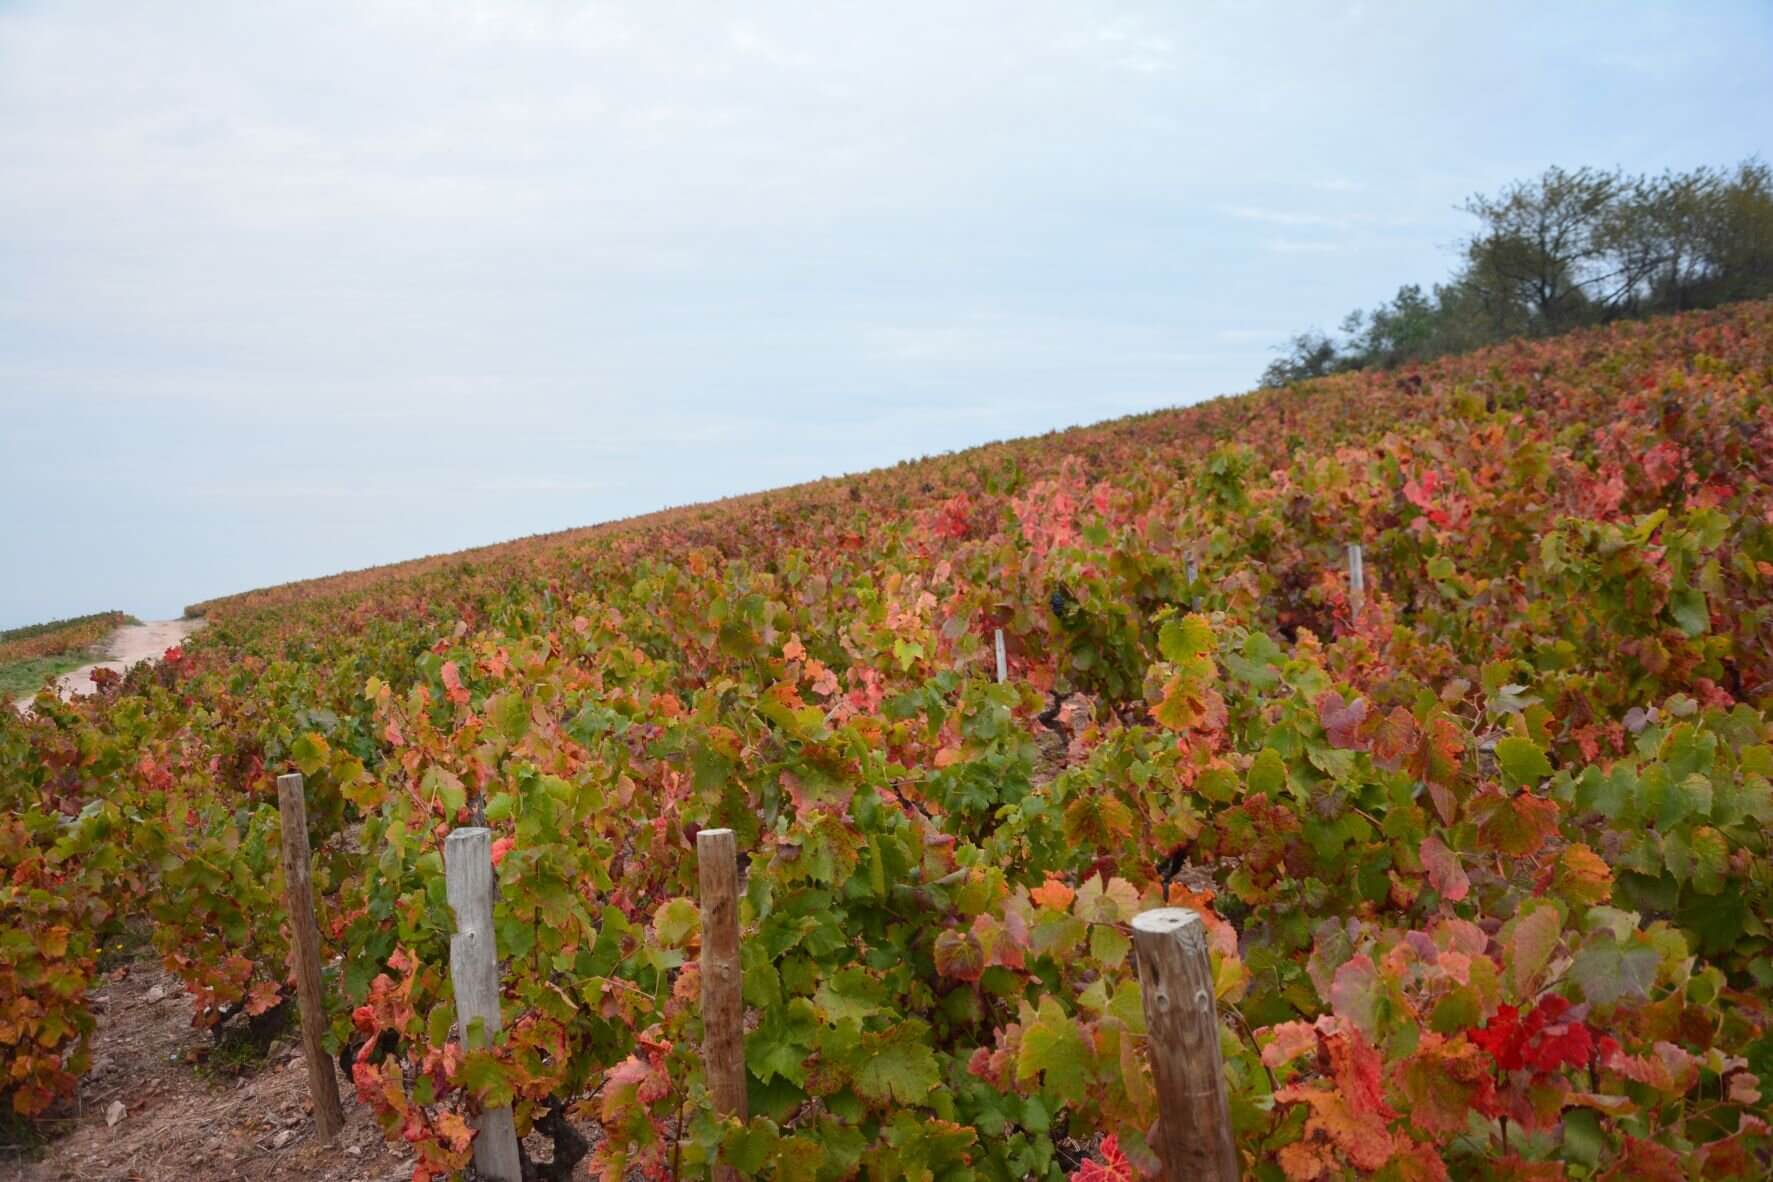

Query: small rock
[
  {"left": 345, "top": 1146, "right": 362, "bottom": 1157},
  {"left": 273, "top": 1129, "right": 294, "bottom": 1149},
  {"left": 105, "top": 1100, "right": 126, "bottom": 1127},
  {"left": 145, "top": 984, "right": 167, "bottom": 1004}
]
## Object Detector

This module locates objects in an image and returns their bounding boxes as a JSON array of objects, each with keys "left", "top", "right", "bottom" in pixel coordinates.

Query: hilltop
[{"left": 5, "top": 300, "right": 1773, "bottom": 1180}]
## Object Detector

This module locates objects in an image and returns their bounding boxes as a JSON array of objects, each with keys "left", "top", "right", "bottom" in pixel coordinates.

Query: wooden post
[
  {"left": 698, "top": 828, "right": 746, "bottom": 1182},
  {"left": 276, "top": 773, "right": 345, "bottom": 1143},
  {"left": 993, "top": 628, "right": 1007, "bottom": 684},
  {"left": 1347, "top": 542, "right": 1365, "bottom": 622},
  {"left": 444, "top": 828, "right": 521, "bottom": 1182},
  {"left": 1131, "top": 908, "right": 1238, "bottom": 1182}
]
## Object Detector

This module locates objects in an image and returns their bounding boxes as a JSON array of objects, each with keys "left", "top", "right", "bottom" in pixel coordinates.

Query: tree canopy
[{"left": 1261, "top": 158, "right": 1773, "bottom": 387}]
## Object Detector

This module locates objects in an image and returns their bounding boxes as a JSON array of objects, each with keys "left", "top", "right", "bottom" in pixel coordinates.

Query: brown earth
[
  {"left": 10, "top": 619, "right": 207, "bottom": 716},
  {"left": 4, "top": 959, "right": 409, "bottom": 1182},
  {"left": 46, "top": 619, "right": 206, "bottom": 702}
]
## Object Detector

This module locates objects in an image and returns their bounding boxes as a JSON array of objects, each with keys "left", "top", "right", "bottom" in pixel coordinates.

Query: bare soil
[
  {"left": 10, "top": 619, "right": 207, "bottom": 715},
  {"left": 4, "top": 959, "right": 409, "bottom": 1182},
  {"left": 47, "top": 619, "right": 207, "bottom": 701}
]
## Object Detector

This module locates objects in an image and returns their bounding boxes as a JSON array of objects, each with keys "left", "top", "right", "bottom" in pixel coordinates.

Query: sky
[{"left": 2, "top": 2, "right": 1769, "bottom": 626}]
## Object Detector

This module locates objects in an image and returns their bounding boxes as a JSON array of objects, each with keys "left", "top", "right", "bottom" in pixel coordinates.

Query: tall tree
[
  {"left": 1259, "top": 331, "right": 1345, "bottom": 388},
  {"left": 1628, "top": 167, "right": 1721, "bottom": 313},
  {"left": 1462, "top": 165, "right": 1624, "bottom": 332},
  {"left": 1258, "top": 157, "right": 1773, "bottom": 386},
  {"left": 1699, "top": 159, "right": 1773, "bottom": 305}
]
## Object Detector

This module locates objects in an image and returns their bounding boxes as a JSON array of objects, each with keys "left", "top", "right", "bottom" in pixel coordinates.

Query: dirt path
[
  {"left": 1, "top": 618, "right": 417, "bottom": 1180},
  {"left": 6, "top": 958, "right": 409, "bottom": 1182},
  {"left": 12, "top": 619, "right": 206, "bottom": 712},
  {"left": 55, "top": 618, "right": 206, "bottom": 698},
  {"left": 12, "top": 952, "right": 594, "bottom": 1181}
]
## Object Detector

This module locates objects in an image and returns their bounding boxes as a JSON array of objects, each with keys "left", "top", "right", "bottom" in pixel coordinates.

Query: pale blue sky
[{"left": 2, "top": 1, "right": 1769, "bottom": 626}]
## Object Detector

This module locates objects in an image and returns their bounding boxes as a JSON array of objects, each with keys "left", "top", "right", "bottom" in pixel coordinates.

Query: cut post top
[
  {"left": 1131, "top": 907, "right": 1206, "bottom": 936},
  {"left": 444, "top": 828, "right": 495, "bottom": 911},
  {"left": 276, "top": 771, "right": 303, "bottom": 791},
  {"left": 697, "top": 827, "right": 735, "bottom": 843}
]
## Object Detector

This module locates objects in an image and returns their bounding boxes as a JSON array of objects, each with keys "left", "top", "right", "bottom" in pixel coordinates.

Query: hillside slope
[{"left": 6, "top": 301, "right": 1773, "bottom": 1180}]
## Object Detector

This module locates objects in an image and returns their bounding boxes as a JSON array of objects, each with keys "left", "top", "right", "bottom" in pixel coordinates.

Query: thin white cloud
[
  {"left": 469, "top": 477, "right": 612, "bottom": 494},
  {"left": 1226, "top": 206, "right": 1354, "bottom": 229},
  {"left": 1262, "top": 239, "right": 1348, "bottom": 255},
  {"left": 727, "top": 23, "right": 813, "bottom": 69},
  {"left": 862, "top": 315, "right": 1207, "bottom": 367},
  {"left": 183, "top": 481, "right": 422, "bottom": 501}
]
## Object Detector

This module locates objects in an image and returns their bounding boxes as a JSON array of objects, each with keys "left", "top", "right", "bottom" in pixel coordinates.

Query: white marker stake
[
  {"left": 1348, "top": 543, "right": 1365, "bottom": 622},
  {"left": 994, "top": 628, "right": 1007, "bottom": 684},
  {"left": 444, "top": 828, "right": 521, "bottom": 1182}
]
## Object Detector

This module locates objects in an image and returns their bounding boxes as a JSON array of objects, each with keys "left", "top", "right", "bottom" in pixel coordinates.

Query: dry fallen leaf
[{"left": 105, "top": 1100, "right": 126, "bottom": 1127}]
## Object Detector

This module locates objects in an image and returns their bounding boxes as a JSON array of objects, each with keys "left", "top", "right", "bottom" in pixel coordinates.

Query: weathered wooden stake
[
  {"left": 698, "top": 828, "right": 747, "bottom": 1182},
  {"left": 994, "top": 628, "right": 1008, "bottom": 684},
  {"left": 1347, "top": 542, "right": 1365, "bottom": 622},
  {"left": 444, "top": 828, "right": 521, "bottom": 1182},
  {"left": 1131, "top": 908, "right": 1239, "bottom": 1182},
  {"left": 276, "top": 772, "right": 345, "bottom": 1144}
]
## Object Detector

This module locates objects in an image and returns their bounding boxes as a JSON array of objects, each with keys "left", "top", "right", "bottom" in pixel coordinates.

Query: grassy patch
[
  {"left": 96, "top": 918, "right": 155, "bottom": 974},
  {"left": 0, "top": 652, "right": 96, "bottom": 698},
  {"left": 192, "top": 1001, "right": 292, "bottom": 1081},
  {"left": 0, "top": 611, "right": 135, "bottom": 698}
]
